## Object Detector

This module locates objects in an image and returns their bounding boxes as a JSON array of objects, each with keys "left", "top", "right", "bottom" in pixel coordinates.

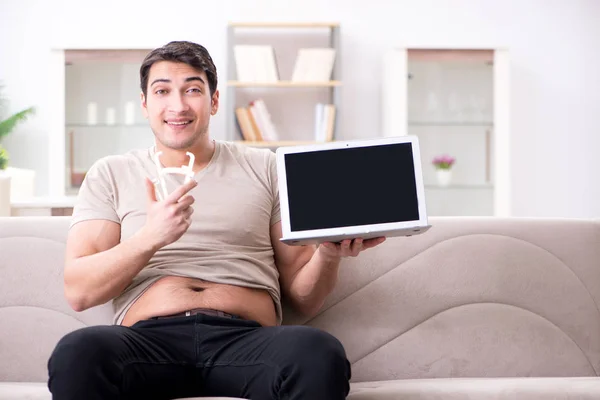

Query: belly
[{"left": 121, "top": 276, "right": 277, "bottom": 327}]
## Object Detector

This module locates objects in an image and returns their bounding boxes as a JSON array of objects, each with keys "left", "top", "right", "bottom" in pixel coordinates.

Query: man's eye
[
  {"left": 155, "top": 89, "right": 167, "bottom": 95},
  {"left": 187, "top": 88, "right": 201, "bottom": 93}
]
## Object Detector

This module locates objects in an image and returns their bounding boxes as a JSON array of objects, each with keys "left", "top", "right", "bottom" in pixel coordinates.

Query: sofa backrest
[
  {"left": 282, "top": 217, "right": 600, "bottom": 381},
  {"left": 1, "top": 216, "right": 599, "bottom": 383}
]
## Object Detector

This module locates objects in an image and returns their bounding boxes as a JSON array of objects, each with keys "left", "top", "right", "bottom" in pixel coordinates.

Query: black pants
[{"left": 47, "top": 313, "right": 351, "bottom": 400}]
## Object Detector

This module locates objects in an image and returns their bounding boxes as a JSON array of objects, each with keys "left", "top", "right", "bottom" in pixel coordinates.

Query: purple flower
[{"left": 432, "top": 154, "right": 455, "bottom": 170}]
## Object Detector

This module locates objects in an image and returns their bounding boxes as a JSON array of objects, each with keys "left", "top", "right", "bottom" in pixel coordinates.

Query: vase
[
  {"left": 125, "top": 101, "right": 135, "bottom": 125},
  {"left": 436, "top": 169, "right": 452, "bottom": 187},
  {"left": 87, "top": 102, "right": 97, "bottom": 125},
  {"left": 105, "top": 107, "right": 116, "bottom": 126},
  {"left": 0, "top": 171, "right": 11, "bottom": 217}
]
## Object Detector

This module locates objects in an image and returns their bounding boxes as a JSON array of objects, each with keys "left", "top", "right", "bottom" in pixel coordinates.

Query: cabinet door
[
  {"left": 382, "top": 48, "right": 510, "bottom": 217},
  {"left": 63, "top": 50, "right": 153, "bottom": 195}
]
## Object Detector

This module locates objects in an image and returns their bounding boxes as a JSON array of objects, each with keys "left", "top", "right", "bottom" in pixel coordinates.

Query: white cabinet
[
  {"left": 382, "top": 48, "right": 511, "bottom": 217},
  {"left": 64, "top": 50, "right": 153, "bottom": 195},
  {"left": 48, "top": 49, "right": 152, "bottom": 197}
]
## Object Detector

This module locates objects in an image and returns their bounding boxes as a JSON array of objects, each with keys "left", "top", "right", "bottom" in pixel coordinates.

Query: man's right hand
[{"left": 141, "top": 178, "right": 197, "bottom": 250}]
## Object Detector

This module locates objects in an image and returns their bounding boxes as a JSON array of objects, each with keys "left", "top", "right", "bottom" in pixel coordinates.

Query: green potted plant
[
  {"left": 0, "top": 86, "right": 35, "bottom": 215},
  {"left": 0, "top": 86, "right": 36, "bottom": 168},
  {"left": 0, "top": 145, "right": 8, "bottom": 171}
]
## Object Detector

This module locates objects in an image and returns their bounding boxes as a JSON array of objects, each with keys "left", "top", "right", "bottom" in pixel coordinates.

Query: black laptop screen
[{"left": 283, "top": 142, "right": 420, "bottom": 232}]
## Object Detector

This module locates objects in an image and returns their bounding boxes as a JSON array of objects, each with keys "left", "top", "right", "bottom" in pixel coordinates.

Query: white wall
[{"left": 0, "top": 0, "right": 599, "bottom": 217}]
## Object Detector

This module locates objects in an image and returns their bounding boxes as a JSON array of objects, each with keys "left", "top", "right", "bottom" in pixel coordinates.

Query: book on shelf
[
  {"left": 314, "top": 103, "right": 336, "bottom": 142},
  {"left": 235, "top": 99, "right": 279, "bottom": 142},
  {"left": 235, "top": 107, "right": 261, "bottom": 141},
  {"left": 233, "top": 45, "right": 279, "bottom": 82},
  {"left": 291, "top": 48, "right": 336, "bottom": 82}
]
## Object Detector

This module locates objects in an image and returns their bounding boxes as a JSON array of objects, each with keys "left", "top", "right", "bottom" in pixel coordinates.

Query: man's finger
[
  {"left": 183, "top": 206, "right": 194, "bottom": 220},
  {"left": 352, "top": 238, "right": 364, "bottom": 254},
  {"left": 145, "top": 178, "right": 158, "bottom": 203},
  {"left": 363, "top": 237, "right": 386, "bottom": 250},
  {"left": 166, "top": 179, "right": 197, "bottom": 204},
  {"left": 175, "top": 194, "right": 195, "bottom": 210},
  {"left": 321, "top": 242, "right": 336, "bottom": 250}
]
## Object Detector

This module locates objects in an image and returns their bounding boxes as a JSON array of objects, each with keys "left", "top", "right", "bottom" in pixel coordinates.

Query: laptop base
[{"left": 280, "top": 225, "right": 431, "bottom": 246}]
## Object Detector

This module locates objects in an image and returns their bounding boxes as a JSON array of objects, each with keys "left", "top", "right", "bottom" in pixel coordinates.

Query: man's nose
[{"left": 168, "top": 93, "right": 189, "bottom": 113}]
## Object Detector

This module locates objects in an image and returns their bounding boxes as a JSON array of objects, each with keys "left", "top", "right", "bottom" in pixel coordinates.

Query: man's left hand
[{"left": 319, "top": 237, "right": 386, "bottom": 259}]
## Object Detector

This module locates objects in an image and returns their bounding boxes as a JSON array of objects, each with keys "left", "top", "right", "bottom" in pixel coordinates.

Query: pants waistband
[{"left": 152, "top": 308, "right": 241, "bottom": 320}]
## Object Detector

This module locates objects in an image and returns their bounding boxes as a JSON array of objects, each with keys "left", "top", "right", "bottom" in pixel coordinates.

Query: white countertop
[{"left": 11, "top": 196, "right": 78, "bottom": 208}]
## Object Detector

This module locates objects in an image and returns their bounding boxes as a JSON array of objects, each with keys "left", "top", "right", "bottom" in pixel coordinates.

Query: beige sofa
[{"left": 1, "top": 216, "right": 599, "bottom": 399}]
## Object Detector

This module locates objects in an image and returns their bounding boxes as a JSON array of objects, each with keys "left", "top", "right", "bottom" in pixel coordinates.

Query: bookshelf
[{"left": 226, "top": 22, "right": 341, "bottom": 148}]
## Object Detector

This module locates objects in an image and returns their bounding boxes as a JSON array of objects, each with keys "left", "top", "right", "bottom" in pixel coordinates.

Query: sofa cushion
[{"left": 348, "top": 377, "right": 600, "bottom": 399}]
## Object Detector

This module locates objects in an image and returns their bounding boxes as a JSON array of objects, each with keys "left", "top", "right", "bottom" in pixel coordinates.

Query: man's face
[{"left": 141, "top": 61, "right": 219, "bottom": 150}]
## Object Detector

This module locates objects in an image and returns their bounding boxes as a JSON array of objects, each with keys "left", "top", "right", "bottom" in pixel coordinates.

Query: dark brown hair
[{"left": 140, "top": 41, "right": 218, "bottom": 97}]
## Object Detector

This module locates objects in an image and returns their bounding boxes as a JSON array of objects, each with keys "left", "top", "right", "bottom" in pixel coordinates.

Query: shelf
[
  {"left": 229, "top": 22, "right": 339, "bottom": 29},
  {"left": 409, "top": 121, "right": 493, "bottom": 127},
  {"left": 228, "top": 81, "right": 341, "bottom": 88},
  {"left": 425, "top": 183, "right": 493, "bottom": 189},
  {"left": 66, "top": 123, "right": 148, "bottom": 128},
  {"left": 234, "top": 140, "right": 328, "bottom": 147},
  {"left": 11, "top": 195, "right": 78, "bottom": 208}
]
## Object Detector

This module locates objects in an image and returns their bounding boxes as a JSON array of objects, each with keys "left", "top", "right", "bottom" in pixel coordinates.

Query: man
[{"left": 48, "top": 40, "right": 385, "bottom": 400}]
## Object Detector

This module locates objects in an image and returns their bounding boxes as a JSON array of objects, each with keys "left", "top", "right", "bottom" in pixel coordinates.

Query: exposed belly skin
[{"left": 121, "top": 275, "right": 277, "bottom": 327}]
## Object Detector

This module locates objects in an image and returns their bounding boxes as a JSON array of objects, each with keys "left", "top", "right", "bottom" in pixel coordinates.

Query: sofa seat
[
  {"left": 0, "top": 383, "right": 49, "bottom": 400},
  {"left": 0, "top": 382, "right": 244, "bottom": 400},
  {"left": 349, "top": 377, "right": 600, "bottom": 399},
  {"left": 3, "top": 378, "right": 600, "bottom": 400}
]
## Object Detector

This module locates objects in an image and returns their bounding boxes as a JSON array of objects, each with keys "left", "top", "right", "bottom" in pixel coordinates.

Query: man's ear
[
  {"left": 140, "top": 92, "right": 148, "bottom": 119},
  {"left": 210, "top": 90, "right": 219, "bottom": 115}
]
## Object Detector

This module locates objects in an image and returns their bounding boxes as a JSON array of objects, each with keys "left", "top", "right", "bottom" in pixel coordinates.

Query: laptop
[{"left": 276, "top": 135, "right": 431, "bottom": 245}]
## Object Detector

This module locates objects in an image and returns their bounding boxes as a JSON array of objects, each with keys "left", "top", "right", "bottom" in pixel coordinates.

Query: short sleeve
[
  {"left": 268, "top": 151, "right": 281, "bottom": 226},
  {"left": 70, "top": 158, "right": 120, "bottom": 228}
]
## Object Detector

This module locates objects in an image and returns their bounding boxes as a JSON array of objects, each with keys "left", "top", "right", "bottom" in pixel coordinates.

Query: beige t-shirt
[{"left": 70, "top": 140, "right": 282, "bottom": 325}]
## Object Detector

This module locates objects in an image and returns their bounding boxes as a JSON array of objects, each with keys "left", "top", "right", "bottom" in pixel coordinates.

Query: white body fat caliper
[{"left": 151, "top": 151, "right": 195, "bottom": 201}]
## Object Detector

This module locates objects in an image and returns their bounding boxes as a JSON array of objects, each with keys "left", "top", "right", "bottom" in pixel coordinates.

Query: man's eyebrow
[
  {"left": 185, "top": 76, "right": 206, "bottom": 85},
  {"left": 150, "top": 78, "right": 170, "bottom": 87},
  {"left": 150, "top": 76, "right": 205, "bottom": 87}
]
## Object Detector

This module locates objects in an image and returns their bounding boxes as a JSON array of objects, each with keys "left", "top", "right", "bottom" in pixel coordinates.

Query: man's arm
[
  {"left": 64, "top": 178, "right": 197, "bottom": 312},
  {"left": 64, "top": 219, "right": 160, "bottom": 311},
  {"left": 271, "top": 221, "right": 385, "bottom": 318}
]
